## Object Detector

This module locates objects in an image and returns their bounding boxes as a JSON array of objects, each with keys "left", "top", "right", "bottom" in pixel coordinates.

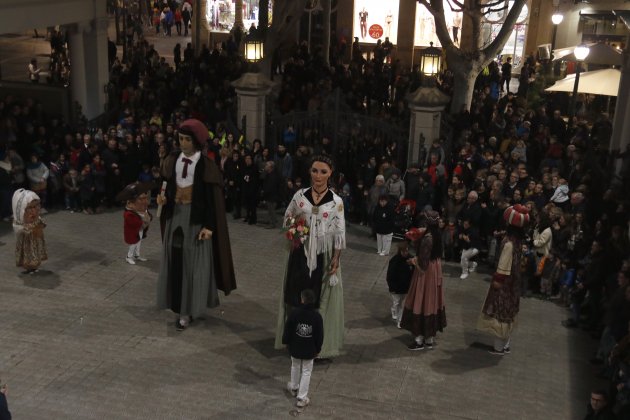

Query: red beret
[
  {"left": 179, "top": 119, "right": 209, "bottom": 148},
  {"left": 503, "top": 204, "right": 530, "bottom": 228}
]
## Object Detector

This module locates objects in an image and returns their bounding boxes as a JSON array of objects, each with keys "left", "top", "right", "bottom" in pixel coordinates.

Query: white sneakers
[
  {"left": 296, "top": 397, "right": 310, "bottom": 408},
  {"left": 126, "top": 256, "right": 147, "bottom": 265},
  {"left": 461, "top": 262, "right": 478, "bottom": 279}
]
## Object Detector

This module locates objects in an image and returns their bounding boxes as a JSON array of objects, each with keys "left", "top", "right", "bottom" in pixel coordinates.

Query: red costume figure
[{"left": 118, "top": 182, "right": 153, "bottom": 265}]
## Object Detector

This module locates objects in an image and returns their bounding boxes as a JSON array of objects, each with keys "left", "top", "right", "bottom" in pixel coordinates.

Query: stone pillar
[
  {"left": 610, "top": 35, "right": 630, "bottom": 174},
  {"left": 335, "top": 0, "right": 353, "bottom": 63},
  {"left": 232, "top": 73, "right": 274, "bottom": 144},
  {"left": 68, "top": 17, "right": 109, "bottom": 120},
  {"left": 406, "top": 87, "right": 450, "bottom": 167},
  {"left": 234, "top": 0, "right": 244, "bottom": 29},
  {"left": 192, "top": 0, "right": 210, "bottom": 55},
  {"left": 396, "top": 0, "right": 415, "bottom": 69}
]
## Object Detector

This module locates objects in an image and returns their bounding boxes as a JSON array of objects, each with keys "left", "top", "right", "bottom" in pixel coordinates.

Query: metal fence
[{"left": 267, "top": 106, "right": 409, "bottom": 175}]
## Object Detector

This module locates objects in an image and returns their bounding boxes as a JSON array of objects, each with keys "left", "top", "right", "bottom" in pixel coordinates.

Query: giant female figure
[{"left": 275, "top": 156, "right": 346, "bottom": 359}]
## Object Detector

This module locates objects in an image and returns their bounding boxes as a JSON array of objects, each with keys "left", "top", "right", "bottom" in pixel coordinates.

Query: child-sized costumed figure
[
  {"left": 117, "top": 182, "right": 153, "bottom": 265},
  {"left": 12, "top": 188, "right": 47, "bottom": 274}
]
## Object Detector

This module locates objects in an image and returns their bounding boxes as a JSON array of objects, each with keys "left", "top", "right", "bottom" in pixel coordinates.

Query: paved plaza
[{"left": 0, "top": 208, "right": 597, "bottom": 420}]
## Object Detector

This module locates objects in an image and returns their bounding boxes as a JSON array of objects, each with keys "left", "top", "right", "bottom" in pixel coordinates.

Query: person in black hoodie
[
  {"left": 373, "top": 195, "right": 395, "bottom": 256},
  {"left": 240, "top": 154, "right": 259, "bottom": 225},
  {"left": 387, "top": 242, "right": 415, "bottom": 328},
  {"left": 458, "top": 218, "right": 482, "bottom": 279},
  {"left": 282, "top": 289, "right": 324, "bottom": 409}
]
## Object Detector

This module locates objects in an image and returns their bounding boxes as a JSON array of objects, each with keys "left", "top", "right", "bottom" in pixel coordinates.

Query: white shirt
[{"left": 175, "top": 151, "right": 200, "bottom": 188}]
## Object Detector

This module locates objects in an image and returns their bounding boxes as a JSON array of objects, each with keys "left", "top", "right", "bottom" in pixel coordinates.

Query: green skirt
[{"left": 274, "top": 248, "right": 345, "bottom": 358}]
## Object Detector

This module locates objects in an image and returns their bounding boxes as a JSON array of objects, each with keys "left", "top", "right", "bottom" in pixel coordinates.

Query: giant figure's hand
[{"left": 198, "top": 228, "right": 213, "bottom": 241}]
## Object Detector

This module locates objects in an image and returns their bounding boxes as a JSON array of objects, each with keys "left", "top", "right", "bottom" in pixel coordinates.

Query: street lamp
[
  {"left": 244, "top": 38, "right": 264, "bottom": 63},
  {"left": 419, "top": 42, "right": 441, "bottom": 85},
  {"left": 570, "top": 44, "right": 590, "bottom": 118}
]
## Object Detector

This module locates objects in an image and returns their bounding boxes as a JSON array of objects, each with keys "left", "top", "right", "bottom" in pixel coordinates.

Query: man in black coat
[
  {"left": 262, "top": 161, "right": 281, "bottom": 229},
  {"left": 240, "top": 154, "right": 259, "bottom": 225},
  {"left": 386, "top": 242, "right": 414, "bottom": 327},
  {"left": 282, "top": 289, "right": 324, "bottom": 408}
]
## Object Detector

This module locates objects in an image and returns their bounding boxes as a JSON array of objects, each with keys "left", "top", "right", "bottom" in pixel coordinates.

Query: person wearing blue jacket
[{"left": 282, "top": 289, "right": 324, "bottom": 409}]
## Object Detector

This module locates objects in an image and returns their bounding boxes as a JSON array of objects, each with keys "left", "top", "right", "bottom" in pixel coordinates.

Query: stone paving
[{"left": 0, "top": 208, "right": 597, "bottom": 420}]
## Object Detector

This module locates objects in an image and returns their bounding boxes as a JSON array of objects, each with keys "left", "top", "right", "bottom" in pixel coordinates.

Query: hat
[
  {"left": 179, "top": 119, "right": 209, "bottom": 148},
  {"left": 423, "top": 210, "right": 440, "bottom": 226},
  {"left": 503, "top": 204, "right": 530, "bottom": 228},
  {"left": 12, "top": 188, "right": 40, "bottom": 230},
  {"left": 116, "top": 182, "right": 154, "bottom": 203}
]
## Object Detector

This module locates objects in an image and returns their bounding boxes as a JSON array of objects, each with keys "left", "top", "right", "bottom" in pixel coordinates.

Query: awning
[
  {"left": 545, "top": 68, "right": 621, "bottom": 97},
  {"left": 552, "top": 42, "right": 623, "bottom": 66}
]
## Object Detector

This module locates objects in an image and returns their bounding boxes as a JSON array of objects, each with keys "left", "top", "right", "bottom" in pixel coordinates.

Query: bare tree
[
  {"left": 417, "top": 0, "right": 527, "bottom": 113},
  {"left": 322, "top": 0, "right": 331, "bottom": 67}
]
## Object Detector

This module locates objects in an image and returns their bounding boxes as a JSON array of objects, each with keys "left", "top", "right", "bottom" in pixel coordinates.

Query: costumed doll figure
[
  {"left": 12, "top": 188, "right": 47, "bottom": 274},
  {"left": 118, "top": 182, "right": 153, "bottom": 265},
  {"left": 156, "top": 119, "right": 236, "bottom": 331},
  {"left": 477, "top": 204, "right": 530, "bottom": 355}
]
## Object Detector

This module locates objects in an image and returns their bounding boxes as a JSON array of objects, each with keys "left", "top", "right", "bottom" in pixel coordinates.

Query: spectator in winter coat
[
  {"left": 262, "top": 161, "right": 281, "bottom": 229},
  {"left": 385, "top": 169, "right": 405, "bottom": 201},
  {"left": 373, "top": 195, "right": 395, "bottom": 256},
  {"left": 386, "top": 242, "right": 414, "bottom": 328},
  {"left": 26, "top": 154, "right": 49, "bottom": 212},
  {"left": 549, "top": 178, "right": 570, "bottom": 209}
]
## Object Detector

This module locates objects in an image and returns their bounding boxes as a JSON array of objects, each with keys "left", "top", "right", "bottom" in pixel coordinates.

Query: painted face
[
  {"left": 133, "top": 193, "right": 149, "bottom": 212},
  {"left": 179, "top": 133, "right": 195, "bottom": 156},
  {"left": 310, "top": 161, "right": 332, "bottom": 190},
  {"left": 24, "top": 200, "right": 41, "bottom": 224}
]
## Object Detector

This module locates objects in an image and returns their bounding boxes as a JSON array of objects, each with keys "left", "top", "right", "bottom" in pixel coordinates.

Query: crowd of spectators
[{"left": 2, "top": 13, "right": 630, "bottom": 416}]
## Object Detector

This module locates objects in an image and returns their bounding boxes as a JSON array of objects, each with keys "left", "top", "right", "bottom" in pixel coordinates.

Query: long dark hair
[
  {"left": 415, "top": 214, "right": 443, "bottom": 261},
  {"left": 427, "top": 223, "right": 443, "bottom": 261}
]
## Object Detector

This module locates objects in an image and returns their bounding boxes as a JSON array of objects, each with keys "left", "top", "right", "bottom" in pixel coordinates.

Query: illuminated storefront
[
  {"left": 345, "top": 0, "right": 532, "bottom": 68},
  {"left": 414, "top": 1, "right": 462, "bottom": 48},
  {"left": 481, "top": 1, "right": 530, "bottom": 66},
  {"left": 352, "top": 0, "right": 400, "bottom": 44},
  {"left": 206, "top": 0, "right": 272, "bottom": 33}
]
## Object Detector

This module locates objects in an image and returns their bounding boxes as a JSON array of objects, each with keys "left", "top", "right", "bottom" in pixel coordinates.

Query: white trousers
[
  {"left": 290, "top": 357, "right": 314, "bottom": 400},
  {"left": 377, "top": 233, "right": 393, "bottom": 255},
  {"left": 460, "top": 247, "right": 479, "bottom": 273},
  {"left": 127, "top": 240, "right": 142, "bottom": 259},
  {"left": 390, "top": 293, "right": 406, "bottom": 322}
]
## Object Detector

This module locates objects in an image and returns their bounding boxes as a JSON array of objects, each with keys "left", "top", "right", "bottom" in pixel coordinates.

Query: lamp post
[
  {"left": 570, "top": 44, "right": 590, "bottom": 118},
  {"left": 232, "top": 34, "right": 272, "bottom": 145},
  {"left": 419, "top": 42, "right": 442, "bottom": 86},
  {"left": 551, "top": 12, "right": 563, "bottom": 56},
  {"left": 244, "top": 37, "right": 264, "bottom": 64}
]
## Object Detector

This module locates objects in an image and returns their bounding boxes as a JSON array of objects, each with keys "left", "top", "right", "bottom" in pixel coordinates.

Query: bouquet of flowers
[{"left": 284, "top": 216, "right": 309, "bottom": 250}]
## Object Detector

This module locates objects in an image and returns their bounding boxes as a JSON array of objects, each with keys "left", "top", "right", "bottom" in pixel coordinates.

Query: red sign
[{"left": 368, "top": 24, "right": 383, "bottom": 39}]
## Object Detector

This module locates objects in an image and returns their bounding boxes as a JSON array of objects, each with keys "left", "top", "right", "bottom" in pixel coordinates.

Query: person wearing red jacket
[{"left": 119, "top": 182, "right": 152, "bottom": 265}]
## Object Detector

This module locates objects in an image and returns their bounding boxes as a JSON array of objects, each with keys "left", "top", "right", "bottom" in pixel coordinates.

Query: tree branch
[
  {"left": 446, "top": 0, "right": 465, "bottom": 12},
  {"left": 481, "top": 0, "right": 527, "bottom": 63},
  {"left": 428, "top": 0, "right": 455, "bottom": 51},
  {"left": 417, "top": 0, "right": 436, "bottom": 15}
]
